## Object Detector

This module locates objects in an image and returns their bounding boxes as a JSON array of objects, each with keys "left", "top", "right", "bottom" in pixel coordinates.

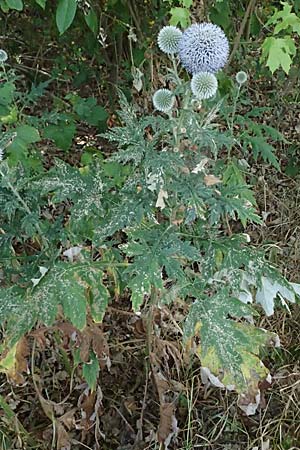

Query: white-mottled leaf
[
  {"left": 184, "top": 288, "right": 276, "bottom": 393},
  {"left": 156, "top": 188, "right": 168, "bottom": 210},
  {"left": 256, "top": 276, "right": 295, "bottom": 316}
]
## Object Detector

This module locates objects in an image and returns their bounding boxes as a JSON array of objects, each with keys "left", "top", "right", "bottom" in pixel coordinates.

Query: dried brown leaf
[
  {"left": 204, "top": 174, "right": 222, "bottom": 186},
  {"left": 157, "top": 402, "right": 178, "bottom": 449},
  {"left": 56, "top": 422, "right": 71, "bottom": 450},
  {"left": 58, "top": 408, "right": 76, "bottom": 431}
]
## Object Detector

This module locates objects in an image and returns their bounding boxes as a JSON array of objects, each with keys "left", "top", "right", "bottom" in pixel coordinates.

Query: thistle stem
[
  {"left": 171, "top": 54, "right": 181, "bottom": 86},
  {"left": 228, "top": 85, "right": 241, "bottom": 158}
]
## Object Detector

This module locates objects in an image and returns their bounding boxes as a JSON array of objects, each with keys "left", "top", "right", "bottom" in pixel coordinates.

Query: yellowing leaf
[
  {"left": 184, "top": 289, "right": 276, "bottom": 393},
  {"left": 0, "top": 338, "right": 28, "bottom": 383}
]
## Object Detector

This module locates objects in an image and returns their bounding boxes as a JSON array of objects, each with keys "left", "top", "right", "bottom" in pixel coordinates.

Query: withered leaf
[{"left": 204, "top": 174, "right": 222, "bottom": 186}]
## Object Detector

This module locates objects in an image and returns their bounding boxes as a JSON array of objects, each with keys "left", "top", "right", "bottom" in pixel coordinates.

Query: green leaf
[
  {"left": 223, "top": 161, "right": 246, "bottom": 186},
  {"left": 169, "top": 7, "right": 190, "bottom": 27},
  {"left": 36, "top": 159, "right": 104, "bottom": 235},
  {"left": 93, "top": 196, "right": 146, "bottom": 244},
  {"left": 74, "top": 97, "right": 108, "bottom": 126},
  {"left": 84, "top": 7, "right": 98, "bottom": 35},
  {"left": 184, "top": 288, "right": 275, "bottom": 392},
  {"left": 122, "top": 226, "right": 199, "bottom": 311},
  {"left": 261, "top": 36, "right": 296, "bottom": 74},
  {"left": 0, "top": 0, "right": 9, "bottom": 12},
  {"left": 201, "top": 236, "right": 298, "bottom": 316},
  {"left": 83, "top": 271, "right": 110, "bottom": 322},
  {"left": 7, "top": 125, "right": 40, "bottom": 163},
  {"left": 15, "top": 125, "right": 40, "bottom": 144},
  {"left": 35, "top": 0, "right": 46, "bottom": 8},
  {"left": 56, "top": 0, "right": 77, "bottom": 34},
  {"left": 31, "top": 261, "right": 110, "bottom": 330},
  {"left": 6, "top": 0, "right": 23, "bottom": 10},
  {"left": 266, "top": 2, "right": 300, "bottom": 35},
  {"left": 0, "top": 82, "right": 15, "bottom": 107},
  {"left": 180, "top": 0, "right": 192, "bottom": 7},
  {"left": 82, "top": 351, "right": 100, "bottom": 391},
  {"left": 248, "top": 136, "right": 280, "bottom": 170},
  {"left": 44, "top": 120, "right": 76, "bottom": 151},
  {"left": 274, "top": 12, "right": 300, "bottom": 35},
  {"left": 209, "top": 0, "right": 231, "bottom": 30},
  {"left": 0, "top": 290, "right": 36, "bottom": 353}
]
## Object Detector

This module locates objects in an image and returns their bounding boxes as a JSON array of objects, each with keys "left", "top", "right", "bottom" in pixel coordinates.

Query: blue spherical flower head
[
  {"left": 178, "top": 23, "right": 229, "bottom": 74},
  {"left": 191, "top": 72, "right": 218, "bottom": 100},
  {"left": 153, "top": 89, "right": 175, "bottom": 112},
  {"left": 158, "top": 26, "right": 182, "bottom": 55},
  {"left": 0, "top": 49, "right": 8, "bottom": 63}
]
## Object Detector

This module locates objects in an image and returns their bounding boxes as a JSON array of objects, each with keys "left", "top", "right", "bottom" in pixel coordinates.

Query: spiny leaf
[
  {"left": 32, "top": 261, "right": 109, "bottom": 330},
  {"left": 0, "top": 261, "right": 110, "bottom": 360},
  {"left": 36, "top": 160, "right": 104, "bottom": 234},
  {"left": 122, "top": 226, "right": 199, "bottom": 311},
  {"left": 184, "top": 288, "right": 275, "bottom": 392},
  {"left": 202, "top": 236, "right": 299, "bottom": 316},
  {"left": 248, "top": 136, "right": 280, "bottom": 170}
]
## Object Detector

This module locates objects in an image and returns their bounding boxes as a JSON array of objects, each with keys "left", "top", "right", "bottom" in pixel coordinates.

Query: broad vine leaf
[
  {"left": 56, "top": 0, "right": 77, "bottom": 34},
  {"left": 7, "top": 125, "right": 40, "bottom": 163},
  {"left": 261, "top": 36, "right": 296, "bottom": 74},
  {"left": 74, "top": 97, "right": 108, "bottom": 127},
  {"left": 6, "top": 0, "right": 23, "bottom": 10},
  {"left": 266, "top": 2, "right": 300, "bottom": 35},
  {"left": 169, "top": 7, "right": 190, "bottom": 27},
  {"left": 209, "top": 0, "right": 231, "bottom": 30},
  {"left": 180, "top": 0, "right": 193, "bottom": 7},
  {"left": 44, "top": 120, "right": 76, "bottom": 151},
  {"left": 184, "top": 289, "right": 275, "bottom": 392},
  {"left": 0, "top": 82, "right": 15, "bottom": 106}
]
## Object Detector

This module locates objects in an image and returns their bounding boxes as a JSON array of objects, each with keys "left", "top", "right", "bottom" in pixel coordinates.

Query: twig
[{"left": 227, "top": 0, "right": 257, "bottom": 66}]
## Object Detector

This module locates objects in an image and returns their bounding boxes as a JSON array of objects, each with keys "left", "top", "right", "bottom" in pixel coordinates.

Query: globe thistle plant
[
  {"left": 157, "top": 26, "right": 183, "bottom": 55},
  {"left": 236, "top": 71, "right": 248, "bottom": 85},
  {"left": 0, "top": 49, "right": 8, "bottom": 63},
  {"left": 191, "top": 72, "right": 218, "bottom": 100},
  {"left": 153, "top": 89, "right": 175, "bottom": 113},
  {"left": 178, "top": 23, "right": 229, "bottom": 74}
]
